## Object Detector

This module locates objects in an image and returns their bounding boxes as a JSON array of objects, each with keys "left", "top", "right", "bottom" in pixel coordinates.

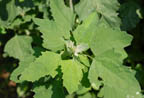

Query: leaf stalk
[{"left": 69, "top": 0, "right": 73, "bottom": 12}]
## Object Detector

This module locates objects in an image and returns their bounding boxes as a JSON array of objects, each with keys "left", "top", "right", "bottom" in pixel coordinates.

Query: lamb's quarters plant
[{"left": 4, "top": 0, "right": 143, "bottom": 98}]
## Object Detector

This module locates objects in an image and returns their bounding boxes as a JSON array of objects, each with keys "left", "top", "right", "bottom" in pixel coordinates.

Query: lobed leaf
[
  {"left": 33, "top": 18, "right": 66, "bottom": 51},
  {"left": 89, "top": 50, "right": 142, "bottom": 98},
  {"left": 33, "top": 80, "right": 65, "bottom": 98},
  {"left": 4, "top": 35, "right": 34, "bottom": 61},
  {"left": 90, "top": 25, "right": 133, "bottom": 57},
  {"left": 61, "top": 59, "right": 83, "bottom": 94},
  {"left": 10, "top": 57, "right": 35, "bottom": 83},
  {"left": 75, "top": 0, "right": 121, "bottom": 28},
  {"left": 50, "top": 0, "right": 75, "bottom": 32},
  {"left": 20, "top": 51, "right": 61, "bottom": 82}
]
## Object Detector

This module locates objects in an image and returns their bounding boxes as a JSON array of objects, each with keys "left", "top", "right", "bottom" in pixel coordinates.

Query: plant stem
[
  {"left": 83, "top": 54, "right": 93, "bottom": 60},
  {"left": 69, "top": 0, "right": 73, "bottom": 12}
]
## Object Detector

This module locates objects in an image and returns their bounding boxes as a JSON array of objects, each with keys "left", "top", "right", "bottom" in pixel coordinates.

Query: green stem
[
  {"left": 69, "top": 0, "right": 73, "bottom": 12},
  {"left": 83, "top": 54, "right": 93, "bottom": 60}
]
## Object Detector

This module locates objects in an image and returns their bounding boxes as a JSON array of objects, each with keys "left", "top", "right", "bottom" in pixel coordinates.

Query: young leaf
[{"left": 74, "top": 44, "right": 89, "bottom": 56}]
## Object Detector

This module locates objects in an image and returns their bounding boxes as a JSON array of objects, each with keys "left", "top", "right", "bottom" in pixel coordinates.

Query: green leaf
[
  {"left": 33, "top": 0, "right": 76, "bottom": 52},
  {"left": 93, "top": 0, "right": 121, "bottom": 28},
  {"left": 89, "top": 51, "right": 142, "bottom": 98},
  {"left": 10, "top": 56, "right": 35, "bottom": 83},
  {"left": 74, "top": 13, "right": 132, "bottom": 58},
  {"left": 33, "top": 80, "right": 65, "bottom": 98},
  {"left": 34, "top": 0, "right": 75, "bottom": 51},
  {"left": 61, "top": 59, "right": 83, "bottom": 94},
  {"left": 76, "top": 86, "right": 91, "bottom": 95},
  {"left": 90, "top": 25, "right": 132, "bottom": 57},
  {"left": 120, "top": 1, "right": 140, "bottom": 30},
  {"left": 88, "top": 59, "right": 102, "bottom": 90},
  {"left": 73, "top": 12, "right": 99, "bottom": 45},
  {"left": 74, "top": 44, "right": 89, "bottom": 56},
  {"left": 33, "top": 18, "right": 67, "bottom": 51},
  {"left": 75, "top": 0, "right": 95, "bottom": 21},
  {"left": 95, "top": 49, "right": 124, "bottom": 65},
  {"left": 50, "top": 0, "right": 75, "bottom": 31},
  {"left": 0, "top": 0, "right": 18, "bottom": 27},
  {"left": 88, "top": 50, "right": 122, "bottom": 90},
  {"left": 20, "top": 51, "right": 61, "bottom": 82},
  {"left": 66, "top": 94, "right": 75, "bottom": 98},
  {"left": 37, "top": 0, "right": 50, "bottom": 19},
  {"left": 4, "top": 35, "right": 34, "bottom": 61},
  {"left": 76, "top": 72, "right": 91, "bottom": 95},
  {"left": 78, "top": 55, "right": 90, "bottom": 67},
  {"left": 75, "top": 0, "right": 121, "bottom": 28},
  {"left": 0, "top": 26, "right": 6, "bottom": 34},
  {"left": 16, "top": 0, "right": 34, "bottom": 13},
  {"left": 78, "top": 93, "right": 93, "bottom": 98}
]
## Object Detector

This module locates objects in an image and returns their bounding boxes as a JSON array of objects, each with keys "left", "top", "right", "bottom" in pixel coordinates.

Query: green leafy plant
[{"left": 3, "top": 0, "right": 144, "bottom": 98}]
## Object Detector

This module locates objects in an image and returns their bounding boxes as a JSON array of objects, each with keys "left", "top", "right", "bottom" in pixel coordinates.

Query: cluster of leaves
[{"left": 1, "top": 0, "right": 144, "bottom": 98}]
